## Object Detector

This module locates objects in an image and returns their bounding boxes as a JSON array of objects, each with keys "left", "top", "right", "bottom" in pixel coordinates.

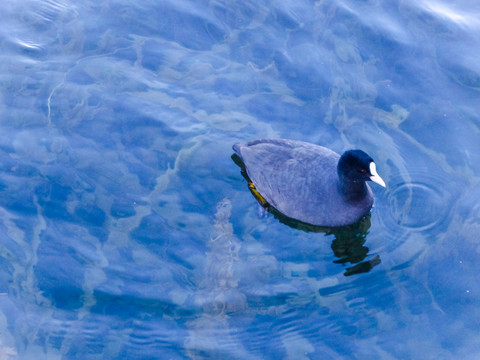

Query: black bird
[{"left": 233, "top": 139, "right": 386, "bottom": 227}]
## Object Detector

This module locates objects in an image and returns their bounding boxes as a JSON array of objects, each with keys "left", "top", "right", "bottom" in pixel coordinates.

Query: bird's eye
[{"left": 359, "top": 168, "right": 367, "bottom": 174}]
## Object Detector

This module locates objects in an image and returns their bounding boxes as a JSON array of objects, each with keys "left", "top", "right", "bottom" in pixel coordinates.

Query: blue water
[{"left": 1, "top": 0, "right": 479, "bottom": 359}]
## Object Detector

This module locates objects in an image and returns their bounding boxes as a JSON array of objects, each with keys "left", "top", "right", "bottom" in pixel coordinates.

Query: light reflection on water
[{"left": 0, "top": 0, "right": 479, "bottom": 359}]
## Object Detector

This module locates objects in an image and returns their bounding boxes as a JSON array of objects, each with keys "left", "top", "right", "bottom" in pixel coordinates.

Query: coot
[{"left": 233, "top": 139, "right": 386, "bottom": 227}]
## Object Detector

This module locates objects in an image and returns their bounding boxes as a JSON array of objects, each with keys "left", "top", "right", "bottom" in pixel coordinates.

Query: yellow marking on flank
[{"left": 248, "top": 182, "right": 268, "bottom": 207}]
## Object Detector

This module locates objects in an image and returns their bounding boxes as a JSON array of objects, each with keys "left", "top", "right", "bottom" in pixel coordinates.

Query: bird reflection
[{"left": 233, "top": 154, "right": 381, "bottom": 276}]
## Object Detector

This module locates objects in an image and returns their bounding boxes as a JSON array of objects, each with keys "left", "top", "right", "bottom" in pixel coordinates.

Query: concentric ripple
[{"left": 376, "top": 171, "right": 456, "bottom": 233}]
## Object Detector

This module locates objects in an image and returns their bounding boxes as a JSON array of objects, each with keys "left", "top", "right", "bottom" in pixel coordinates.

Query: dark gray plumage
[{"left": 233, "top": 139, "right": 386, "bottom": 227}]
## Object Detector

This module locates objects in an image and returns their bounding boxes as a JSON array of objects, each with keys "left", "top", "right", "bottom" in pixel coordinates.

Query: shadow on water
[{"left": 232, "top": 153, "right": 381, "bottom": 276}]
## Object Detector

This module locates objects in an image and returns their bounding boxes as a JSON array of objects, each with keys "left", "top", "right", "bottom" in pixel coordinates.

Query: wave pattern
[{"left": 0, "top": 0, "right": 479, "bottom": 359}]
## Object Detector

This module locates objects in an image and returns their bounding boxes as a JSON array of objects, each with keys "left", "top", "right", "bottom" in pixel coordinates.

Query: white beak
[{"left": 369, "top": 162, "right": 386, "bottom": 187}]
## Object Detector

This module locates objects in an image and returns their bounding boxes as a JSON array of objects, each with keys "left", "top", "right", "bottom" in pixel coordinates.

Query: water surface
[{"left": 0, "top": 0, "right": 479, "bottom": 359}]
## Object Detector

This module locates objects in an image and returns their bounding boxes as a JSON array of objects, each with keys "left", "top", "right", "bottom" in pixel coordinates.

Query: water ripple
[{"left": 376, "top": 170, "right": 456, "bottom": 234}]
